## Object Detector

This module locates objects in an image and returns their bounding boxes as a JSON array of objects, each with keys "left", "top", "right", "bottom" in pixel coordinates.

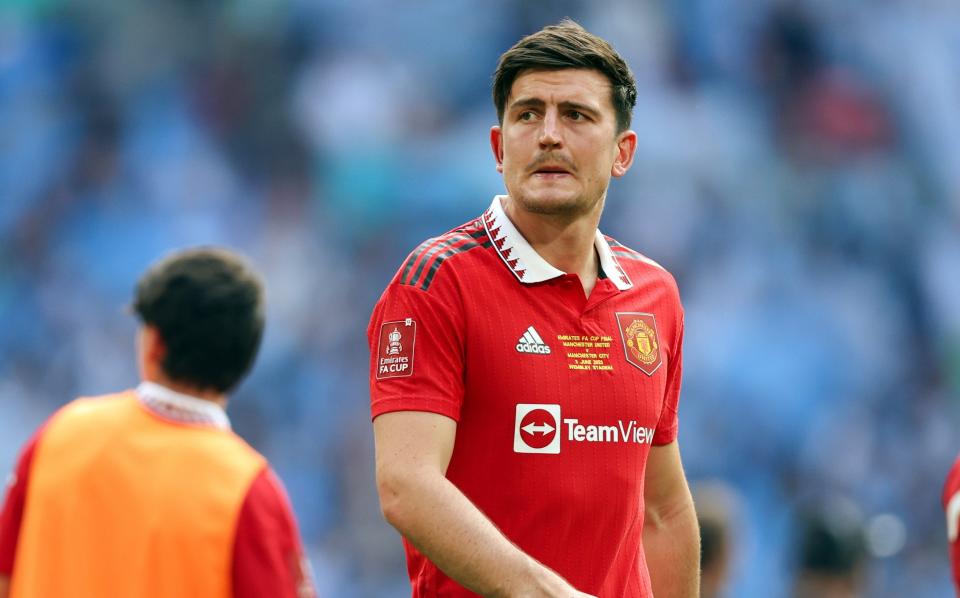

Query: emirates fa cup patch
[
  {"left": 616, "top": 312, "right": 662, "bottom": 376},
  {"left": 376, "top": 318, "right": 416, "bottom": 380}
]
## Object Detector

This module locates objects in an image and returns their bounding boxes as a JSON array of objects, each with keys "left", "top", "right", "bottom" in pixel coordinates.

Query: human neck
[
  {"left": 144, "top": 373, "right": 227, "bottom": 408},
  {"left": 502, "top": 195, "right": 603, "bottom": 296}
]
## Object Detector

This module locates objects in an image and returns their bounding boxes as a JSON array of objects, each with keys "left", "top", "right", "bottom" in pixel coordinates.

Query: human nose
[{"left": 538, "top": 109, "right": 562, "bottom": 148}]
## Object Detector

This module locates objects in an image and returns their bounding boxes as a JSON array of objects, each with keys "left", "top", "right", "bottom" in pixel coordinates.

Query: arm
[
  {"left": 642, "top": 441, "right": 700, "bottom": 598},
  {"left": 0, "top": 428, "right": 44, "bottom": 598},
  {"left": 374, "top": 410, "right": 594, "bottom": 598},
  {"left": 232, "top": 468, "right": 315, "bottom": 598}
]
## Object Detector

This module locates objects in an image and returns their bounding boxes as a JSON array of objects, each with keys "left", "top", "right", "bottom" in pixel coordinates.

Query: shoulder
[
  {"left": 605, "top": 235, "right": 666, "bottom": 270},
  {"left": 392, "top": 217, "right": 492, "bottom": 292},
  {"left": 605, "top": 235, "right": 681, "bottom": 299},
  {"left": 230, "top": 433, "right": 271, "bottom": 475},
  {"left": 38, "top": 392, "right": 135, "bottom": 437},
  {"left": 240, "top": 466, "right": 291, "bottom": 514},
  {"left": 369, "top": 218, "right": 492, "bottom": 341}
]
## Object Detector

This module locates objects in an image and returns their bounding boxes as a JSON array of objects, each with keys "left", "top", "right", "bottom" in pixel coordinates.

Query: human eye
[
  {"left": 568, "top": 110, "right": 585, "bottom": 121},
  {"left": 518, "top": 110, "right": 536, "bottom": 122}
]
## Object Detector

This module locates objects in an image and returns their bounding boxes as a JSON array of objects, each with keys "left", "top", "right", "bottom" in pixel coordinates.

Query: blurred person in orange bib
[{"left": 0, "top": 247, "right": 315, "bottom": 598}]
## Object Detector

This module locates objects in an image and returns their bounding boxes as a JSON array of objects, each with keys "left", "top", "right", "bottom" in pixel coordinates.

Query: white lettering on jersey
[{"left": 563, "top": 419, "right": 654, "bottom": 445}]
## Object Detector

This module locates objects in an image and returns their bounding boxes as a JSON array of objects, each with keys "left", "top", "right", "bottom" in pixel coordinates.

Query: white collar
[
  {"left": 482, "top": 195, "right": 633, "bottom": 290},
  {"left": 136, "top": 381, "right": 231, "bottom": 430}
]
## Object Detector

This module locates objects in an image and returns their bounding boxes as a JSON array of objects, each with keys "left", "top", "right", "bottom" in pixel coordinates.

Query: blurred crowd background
[{"left": 1, "top": 0, "right": 959, "bottom": 595}]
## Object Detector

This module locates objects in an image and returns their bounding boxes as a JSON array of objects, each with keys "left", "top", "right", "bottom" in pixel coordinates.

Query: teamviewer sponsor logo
[
  {"left": 516, "top": 326, "right": 551, "bottom": 354},
  {"left": 513, "top": 404, "right": 656, "bottom": 454},
  {"left": 514, "top": 404, "right": 561, "bottom": 454}
]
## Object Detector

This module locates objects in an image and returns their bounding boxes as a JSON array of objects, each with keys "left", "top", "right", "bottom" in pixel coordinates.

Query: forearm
[
  {"left": 642, "top": 494, "right": 700, "bottom": 598},
  {"left": 379, "top": 466, "right": 571, "bottom": 597}
]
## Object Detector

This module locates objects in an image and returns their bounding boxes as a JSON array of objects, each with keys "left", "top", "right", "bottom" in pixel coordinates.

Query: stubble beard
[
  {"left": 511, "top": 183, "right": 605, "bottom": 220},
  {"left": 511, "top": 151, "right": 594, "bottom": 217},
  {"left": 516, "top": 193, "right": 584, "bottom": 216}
]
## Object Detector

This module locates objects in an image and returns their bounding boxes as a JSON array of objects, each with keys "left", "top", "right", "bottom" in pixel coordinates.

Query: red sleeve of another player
[
  {"left": 0, "top": 429, "right": 43, "bottom": 575},
  {"left": 653, "top": 314, "right": 684, "bottom": 446},
  {"left": 232, "top": 468, "right": 315, "bottom": 598},
  {"left": 368, "top": 280, "right": 465, "bottom": 422},
  {"left": 943, "top": 456, "right": 960, "bottom": 592}
]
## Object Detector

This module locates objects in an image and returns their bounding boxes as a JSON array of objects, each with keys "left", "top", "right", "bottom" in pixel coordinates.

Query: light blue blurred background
[{"left": 1, "top": 0, "right": 959, "bottom": 595}]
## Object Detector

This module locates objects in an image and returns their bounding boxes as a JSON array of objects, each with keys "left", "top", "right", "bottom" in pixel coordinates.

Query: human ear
[
  {"left": 611, "top": 130, "right": 637, "bottom": 178},
  {"left": 490, "top": 126, "right": 504, "bottom": 173}
]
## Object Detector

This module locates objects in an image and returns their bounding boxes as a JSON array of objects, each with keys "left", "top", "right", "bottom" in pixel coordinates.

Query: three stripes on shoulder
[{"left": 399, "top": 225, "right": 491, "bottom": 291}]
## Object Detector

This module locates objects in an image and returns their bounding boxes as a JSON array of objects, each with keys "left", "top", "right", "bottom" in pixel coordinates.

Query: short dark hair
[
  {"left": 133, "top": 247, "right": 265, "bottom": 393},
  {"left": 492, "top": 19, "right": 637, "bottom": 133}
]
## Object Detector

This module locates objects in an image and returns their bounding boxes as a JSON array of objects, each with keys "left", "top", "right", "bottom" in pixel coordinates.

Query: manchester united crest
[{"left": 616, "top": 312, "right": 662, "bottom": 376}]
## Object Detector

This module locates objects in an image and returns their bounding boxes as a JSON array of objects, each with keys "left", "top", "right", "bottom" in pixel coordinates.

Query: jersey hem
[
  {"left": 651, "top": 429, "right": 678, "bottom": 446},
  {"left": 371, "top": 398, "right": 461, "bottom": 423}
]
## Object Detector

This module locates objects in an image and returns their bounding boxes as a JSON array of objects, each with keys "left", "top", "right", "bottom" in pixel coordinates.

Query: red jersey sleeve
[
  {"left": 232, "top": 467, "right": 315, "bottom": 598},
  {"left": 943, "top": 455, "right": 960, "bottom": 592},
  {"left": 652, "top": 309, "right": 684, "bottom": 446},
  {"left": 368, "top": 279, "right": 465, "bottom": 421},
  {"left": 0, "top": 426, "right": 45, "bottom": 576}
]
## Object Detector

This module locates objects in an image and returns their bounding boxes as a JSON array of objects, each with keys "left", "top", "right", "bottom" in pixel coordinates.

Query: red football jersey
[
  {"left": 368, "top": 197, "right": 685, "bottom": 597},
  {"left": 944, "top": 455, "right": 960, "bottom": 593}
]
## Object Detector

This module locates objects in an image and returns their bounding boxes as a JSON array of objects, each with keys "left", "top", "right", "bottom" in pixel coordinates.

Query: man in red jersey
[
  {"left": 368, "top": 20, "right": 699, "bottom": 598},
  {"left": 0, "top": 248, "right": 315, "bottom": 598},
  {"left": 944, "top": 456, "right": 960, "bottom": 593}
]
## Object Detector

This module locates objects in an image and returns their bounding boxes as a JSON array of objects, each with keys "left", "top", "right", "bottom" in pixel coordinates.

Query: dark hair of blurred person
[
  {"left": 792, "top": 499, "right": 867, "bottom": 598},
  {"left": 492, "top": 18, "right": 637, "bottom": 133},
  {"left": 0, "top": 247, "right": 315, "bottom": 598},
  {"left": 133, "top": 247, "right": 265, "bottom": 393}
]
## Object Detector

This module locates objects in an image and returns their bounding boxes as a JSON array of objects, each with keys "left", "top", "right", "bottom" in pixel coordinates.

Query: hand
[
  {"left": 500, "top": 564, "right": 598, "bottom": 598},
  {"left": 538, "top": 577, "right": 596, "bottom": 598}
]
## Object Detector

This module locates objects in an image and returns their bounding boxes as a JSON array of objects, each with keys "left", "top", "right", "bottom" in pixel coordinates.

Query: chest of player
[{"left": 459, "top": 273, "right": 675, "bottom": 453}]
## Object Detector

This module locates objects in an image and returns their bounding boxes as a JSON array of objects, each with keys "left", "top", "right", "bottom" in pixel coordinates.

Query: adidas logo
[{"left": 516, "top": 326, "right": 551, "bottom": 355}]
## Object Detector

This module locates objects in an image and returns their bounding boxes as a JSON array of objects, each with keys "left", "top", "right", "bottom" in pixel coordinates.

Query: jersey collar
[
  {"left": 136, "top": 381, "right": 231, "bottom": 430},
  {"left": 482, "top": 195, "right": 633, "bottom": 291}
]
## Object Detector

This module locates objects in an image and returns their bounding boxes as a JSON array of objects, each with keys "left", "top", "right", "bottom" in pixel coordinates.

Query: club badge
[{"left": 615, "top": 312, "right": 662, "bottom": 376}]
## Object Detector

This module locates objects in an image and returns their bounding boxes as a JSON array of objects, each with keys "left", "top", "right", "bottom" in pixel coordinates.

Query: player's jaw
[
  {"left": 512, "top": 182, "right": 600, "bottom": 218},
  {"left": 511, "top": 153, "right": 585, "bottom": 215}
]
